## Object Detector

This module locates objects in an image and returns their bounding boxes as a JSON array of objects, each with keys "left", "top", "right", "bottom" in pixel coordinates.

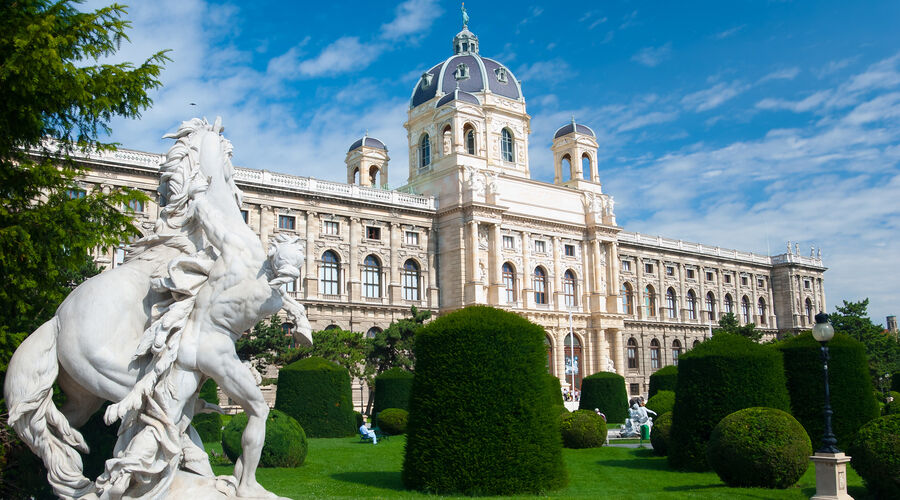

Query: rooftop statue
[
  {"left": 461, "top": 3, "right": 469, "bottom": 28},
  {"left": 4, "top": 118, "right": 311, "bottom": 499}
]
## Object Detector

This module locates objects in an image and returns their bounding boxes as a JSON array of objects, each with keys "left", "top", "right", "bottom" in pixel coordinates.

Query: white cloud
[
  {"left": 631, "top": 43, "right": 671, "bottom": 67},
  {"left": 617, "top": 111, "right": 679, "bottom": 132},
  {"left": 515, "top": 60, "right": 573, "bottom": 83},
  {"left": 380, "top": 0, "right": 442, "bottom": 40},
  {"left": 759, "top": 67, "right": 800, "bottom": 83},
  {"left": 296, "top": 37, "right": 383, "bottom": 78},
  {"left": 682, "top": 81, "right": 748, "bottom": 112},
  {"left": 713, "top": 25, "right": 744, "bottom": 39}
]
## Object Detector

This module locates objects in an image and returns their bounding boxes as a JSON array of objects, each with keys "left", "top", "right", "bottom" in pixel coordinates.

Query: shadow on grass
[
  {"left": 596, "top": 448, "right": 670, "bottom": 471},
  {"left": 331, "top": 471, "right": 406, "bottom": 492}
]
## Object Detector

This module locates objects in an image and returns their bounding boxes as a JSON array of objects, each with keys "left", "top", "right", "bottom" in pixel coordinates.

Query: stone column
[
  {"left": 609, "top": 329, "right": 625, "bottom": 377},
  {"left": 488, "top": 223, "right": 503, "bottom": 304},
  {"left": 464, "top": 220, "right": 480, "bottom": 304},
  {"left": 606, "top": 242, "right": 620, "bottom": 313},
  {"left": 552, "top": 236, "right": 562, "bottom": 310},
  {"left": 522, "top": 231, "right": 532, "bottom": 309},
  {"left": 635, "top": 255, "right": 644, "bottom": 320},
  {"left": 304, "top": 211, "right": 318, "bottom": 299},
  {"left": 259, "top": 205, "right": 271, "bottom": 252},
  {"left": 389, "top": 222, "right": 402, "bottom": 302},
  {"left": 349, "top": 217, "right": 361, "bottom": 301}
]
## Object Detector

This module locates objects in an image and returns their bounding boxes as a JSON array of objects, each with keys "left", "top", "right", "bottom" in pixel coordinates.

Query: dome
[
  {"left": 436, "top": 87, "right": 480, "bottom": 107},
  {"left": 410, "top": 27, "right": 522, "bottom": 108},
  {"left": 554, "top": 118, "right": 595, "bottom": 139},
  {"left": 348, "top": 134, "right": 386, "bottom": 152}
]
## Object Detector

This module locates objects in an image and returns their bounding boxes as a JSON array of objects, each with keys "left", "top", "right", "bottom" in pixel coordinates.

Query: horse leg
[{"left": 58, "top": 368, "right": 105, "bottom": 428}]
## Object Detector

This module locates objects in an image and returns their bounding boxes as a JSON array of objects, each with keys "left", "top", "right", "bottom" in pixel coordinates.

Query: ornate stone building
[{"left": 69, "top": 24, "right": 825, "bottom": 400}]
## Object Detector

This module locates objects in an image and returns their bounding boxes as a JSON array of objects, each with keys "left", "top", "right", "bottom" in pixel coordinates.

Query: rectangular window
[
  {"left": 324, "top": 220, "right": 340, "bottom": 235},
  {"left": 622, "top": 260, "right": 632, "bottom": 272},
  {"left": 757, "top": 278, "right": 765, "bottom": 288},
  {"left": 502, "top": 235, "right": 514, "bottom": 249},
  {"left": 804, "top": 279, "right": 811, "bottom": 289},
  {"left": 126, "top": 199, "right": 144, "bottom": 213},
  {"left": 644, "top": 263, "right": 654, "bottom": 274},
  {"left": 240, "top": 209, "right": 249, "bottom": 223},
  {"left": 280, "top": 280, "right": 296, "bottom": 293},
  {"left": 67, "top": 189, "right": 86, "bottom": 199},
  {"left": 650, "top": 348, "right": 660, "bottom": 369},
  {"left": 741, "top": 276, "right": 749, "bottom": 286},
  {"left": 405, "top": 231, "right": 419, "bottom": 246},
  {"left": 534, "top": 240, "right": 546, "bottom": 253},
  {"left": 564, "top": 244, "right": 575, "bottom": 257},
  {"left": 366, "top": 226, "right": 381, "bottom": 240},
  {"left": 686, "top": 269, "right": 695, "bottom": 279},
  {"left": 629, "top": 383, "right": 640, "bottom": 396},
  {"left": 724, "top": 274, "right": 732, "bottom": 284},
  {"left": 278, "top": 215, "right": 295, "bottom": 230},
  {"left": 666, "top": 266, "right": 674, "bottom": 276},
  {"left": 706, "top": 271, "right": 714, "bottom": 281}
]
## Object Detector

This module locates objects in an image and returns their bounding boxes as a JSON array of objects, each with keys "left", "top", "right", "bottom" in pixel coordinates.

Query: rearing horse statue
[{"left": 5, "top": 118, "right": 311, "bottom": 499}]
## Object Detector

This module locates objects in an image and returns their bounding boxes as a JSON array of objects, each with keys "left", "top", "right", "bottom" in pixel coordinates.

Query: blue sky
[{"left": 94, "top": 0, "right": 900, "bottom": 325}]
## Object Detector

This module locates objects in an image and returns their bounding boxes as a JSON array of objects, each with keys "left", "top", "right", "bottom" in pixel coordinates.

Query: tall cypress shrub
[
  {"left": 545, "top": 373, "right": 565, "bottom": 407},
  {"left": 192, "top": 378, "right": 224, "bottom": 442},
  {"left": 578, "top": 372, "right": 628, "bottom": 423},
  {"left": 372, "top": 368, "right": 414, "bottom": 425},
  {"left": 648, "top": 365, "right": 678, "bottom": 398},
  {"left": 668, "top": 334, "right": 790, "bottom": 471},
  {"left": 274, "top": 356, "right": 356, "bottom": 437},
  {"left": 779, "top": 332, "right": 879, "bottom": 450},
  {"left": 403, "top": 306, "right": 567, "bottom": 495}
]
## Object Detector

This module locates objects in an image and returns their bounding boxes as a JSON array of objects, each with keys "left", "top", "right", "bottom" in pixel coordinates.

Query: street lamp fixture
[{"left": 812, "top": 311, "right": 840, "bottom": 454}]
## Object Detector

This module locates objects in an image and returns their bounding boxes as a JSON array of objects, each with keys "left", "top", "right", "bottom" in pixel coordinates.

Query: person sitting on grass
[{"left": 359, "top": 423, "right": 377, "bottom": 444}]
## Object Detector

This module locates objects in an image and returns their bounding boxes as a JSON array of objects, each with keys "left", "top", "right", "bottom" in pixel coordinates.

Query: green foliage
[
  {"left": 367, "top": 306, "right": 431, "bottom": 376},
  {"left": 192, "top": 378, "right": 223, "bottom": 442},
  {"left": 274, "top": 356, "right": 356, "bottom": 438},
  {"left": 403, "top": 306, "right": 566, "bottom": 495},
  {"left": 713, "top": 313, "right": 763, "bottom": 342},
  {"left": 279, "top": 328, "right": 369, "bottom": 381},
  {"left": 830, "top": 300, "right": 900, "bottom": 387},
  {"left": 650, "top": 411, "right": 673, "bottom": 456},
  {"left": 646, "top": 390, "right": 675, "bottom": 417},
  {"left": 221, "top": 410, "right": 308, "bottom": 468},
  {"left": 648, "top": 365, "right": 677, "bottom": 398},
  {"left": 848, "top": 415, "right": 900, "bottom": 499},
  {"left": 545, "top": 373, "right": 564, "bottom": 408},
  {"left": 377, "top": 408, "right": 409, "bottom": 435},
  {"left": 893, "top": 371, "right": 900, "bottom": 392},
  {"left": 355, "top": 411, "right": 365, "bottom": 428},
  {"left": 707, "top": 407, "right": 811, "bottom": 489},
  {"left": 779, "top": 332, "right": 879, "bottom": 450},
  {"left": 236, "top": 316, "right": 293, "bottom": 372},
  {"left": 884, "top": 391, "right": 900, "bottom": 416},
  {"left": 372, "top": 368, "right": 413, "bottom": 425},
  {"left": 559, "top": 410, "right": 607, "bottom": 449},
  {"left": 578, "top": 372, "right": 628, "bottom": 423},
  {"left": 199, "top": 379, "right": 219, "bottom": 404},
  {"left": 668, "top": 334, "right": 791, "bottom": 471}
]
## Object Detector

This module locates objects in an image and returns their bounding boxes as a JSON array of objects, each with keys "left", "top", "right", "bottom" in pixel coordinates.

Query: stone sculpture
[
  {"left": 619, "top": 397, "right": 657, "bottom": 438},
  {"left": 4, "top": 118, "right": 312, "bottom": 499}
]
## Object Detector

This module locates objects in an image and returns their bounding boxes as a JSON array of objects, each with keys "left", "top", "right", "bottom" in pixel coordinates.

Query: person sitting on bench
[{"left": 359, "top": 423, "right": 377, "bottom": 444}]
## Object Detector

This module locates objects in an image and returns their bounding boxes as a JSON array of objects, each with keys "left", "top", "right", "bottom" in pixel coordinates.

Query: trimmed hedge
[
  {"left": 192, "top": 378, "right": 223, "bottom": 442},
  {"left": 848, "top": 414, "right": 900, "bottom": 499},
  {"left": 648, "top": 365, "right": 678, "bottom": 398},
  {"left": 559, "top": 410, "right": 607, "bottom": 449},
  {"left": 578, "top": 372, "right": 628, "bottom": 423},
  {"left": 646, "top": 390, "right": 675, "bottom": 416},
  {"left": 221, "top": 409, "right": 308, "bottom": 468},
  {"left": 668, "top": 334, "right": 791, "bottom": 471},
  {"left": 884, "top": 391, "right": 900, "bottom": 415},
  {"left": 355, "top": 411, "right": 365, "bottom": 428},
  {"left": 372, "top": 368, "right": 414, "bottom": 425},
  {"left": 275, "top": 356, "right": 356, "bottom": 438},
  {"left": 650, "top": 411, "right": 672, "bottom": 456},
  {"left": 377, "top": 408, "right": 409, "bottom": 435},
  {"left": 707, "top": 407, "right": 811, "bottom": 489},
  {"left": 779, "top": 332, "right": 879, "bottom": 450},
  {"left": 402, "top": 306, "right": 567, "bottom": 495},
  {"left": 545, "top": 373, "right": 565, "bottom": 407}
]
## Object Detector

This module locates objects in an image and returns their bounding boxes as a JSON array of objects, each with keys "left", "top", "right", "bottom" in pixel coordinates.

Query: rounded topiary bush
[
  {"left": 706, "top": 407, "right": 811, "bottom": 489},
  {"left": 559, "top": 410, "right": 607, "bottom": 449},
  {"left": 192, "top": 378, "right": 223, "bottom": 442},
  {"left": 668, "top": 334, "right": 791, "bottom": 471},
  {"left": 377, "top": 408, "right": 409, "bottom": 435},
  {"left": 372, "top": 368, "right": 414, "bottom": 425},
  {"left": 403, "top": 306, "right": 567, "bottom": 495},
  {"left": 646, "top": 390, "right": 675, "bottom": 416},
  {"left": 274, "top": 356, "right": 356, "bottom": 437},
  {"left": 221, "top": 409, "right": 308, "bottom": 468},
  {"left": 578, "top": 372, "right": 627, "bottom": 423},
  {"left": 648, "top": 365, "right": 678, "bottom": 398},
  {"left": 848, "top": 414, "right": 900, "bottom": 498},
  {"left": 650, "top": 411, "right": 673, "bottom": 456},
  {"left": 779, "top": 332, "right": 879, "bottom": 450}
]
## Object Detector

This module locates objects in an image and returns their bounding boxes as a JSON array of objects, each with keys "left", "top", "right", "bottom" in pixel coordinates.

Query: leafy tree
[
  {"left": 830, "top": 299, "right": 900, "bottom": 390},
  {"left": 279, "top": 329, "right": 369, "bottom": 381},
  {"left": 367, "top": 306, "right": 431, "bottom": 375},
  {"left": 236, "top": 316, "right": 294, "bottom": 372},
  {"left": 713, "top": 313, "right": 763, "bottom": 343}
]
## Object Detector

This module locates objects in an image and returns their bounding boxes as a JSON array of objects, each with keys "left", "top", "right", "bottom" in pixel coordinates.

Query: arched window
[
  {"left": 563, "top": 270, "right": 577, "bottom": 307},
  {"left": 368, "top": 165, "right": 379, "bottom": 186},
  {"left": 561, "top": 154, "right": 572, "bottom": 179},
  {"left": 533, "top": 266, "right": 548, "bottom": 305},
  {"left": 687, "top": 290, "right": 697, "bottom": 319},
  {"left": 464, "top": 124, "right": 476, "bottom": 155},
  {"left": 706, "top": 292, "right": 716, "bottom": 321},
  {"left": 320, "top": 250, "right": 340, "bottom": 295},
  {"left": 644, "top": 285, "right": 657, "bottom": 317},
  {"left": 366, "top": 326, "right": 382, "bottom": 339},
  {"left": 362, "top": 254, "right": 381, "bottom": 298},
  {"left": 692, "top": 339, "right": 700, "bottom": 348},
  {"left": 402, "top": 259, "right": 421, "bottom": 301},
  {"left": 650, "top": 339, "right": 661, "bottom": 369},
  {"left": 324, "top": 324, "right": 340, "bottom": 331},
  {"left": 741, "top": 296, "right": 751, "bottom": 323},
  {"left": 627, "top": 337, "right": 639, "bottom": 369},
  {"left": 672, "top": 339, "right": 682, "bottom": 366},
  {"left": 582, "top": 154, "right": 591, "bottom": 180},
  {"left": 805, "top": 298, "right": 813, "bottom": 325},
  {"left": 621, "top": 282, "right": 634, "bottom": 315},
  {"left": 758, "top": 297, "right": 767, "bottom": 325},
  {"left": 666, "top": 288, "right": 677, "bottom": 319},
  {"left": 724, "top": 294, "right": 734, "bottom": 314},
  {"left": 502, "top": 262, "right": 516, "bottom": 303},
  {"left": 564, "top": 333, "right": 583, "bottom": 389},
  {"left": 501, "top": 128, "right": 514, "bottom": 162},
  {"left": 419, "top": 134, "right": 431, "bottom": 169}
]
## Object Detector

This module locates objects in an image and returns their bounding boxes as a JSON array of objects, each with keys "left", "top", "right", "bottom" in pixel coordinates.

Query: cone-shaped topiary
[
  {"left": 559, "top": 410, "right": 607, "bottom": 449},
  {"left": 377, "top": 408, "right": 409, "bottom": 435},
  {"left": 646, "top": 390, "right": 675, "bottom": 416},
  {"left": 192, "top": 378, "right": 223, "bottom": 442},
  {"left": 578, "top": 372, "right": 627, "bottom": 423},
  {"left": 650, "top": 411, "right": 673, "bottom": 456},
  {"left": 648, "top": 365, "right": 678, "bottom": 398},
  {"left": 372, "top": 368, "right": 413, "bottom": 425},
  {"left": 848, "top": 414, "right": 900, "bottom": 499},
  {"left": 707, "top": 407, "right": 811, "bottom": 488},
  {"left": 668, "top": 334, "right": 791, "bottom": 471},
  {"left": 545, "top": 373, "right": 565, "bottom": 407},
  {"left": 402, "top": 306, "right": 567, "bottom": 495},
  {"left": 779, "top": 332, "right": 879, "bottom": 450},
  {"left": 221, "top": 409, "right": 308, "bottom": 468},
  {"left": 274, "top": 356, "right": 356, "bottom": 437}
]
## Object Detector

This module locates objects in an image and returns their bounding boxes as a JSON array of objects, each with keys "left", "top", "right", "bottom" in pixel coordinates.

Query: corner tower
[
  {"left": 346, "top": 133, "right": 389, "bottom": 188},
  {"left": 551, "top": 118, "right": 601, "bottom": 191}
]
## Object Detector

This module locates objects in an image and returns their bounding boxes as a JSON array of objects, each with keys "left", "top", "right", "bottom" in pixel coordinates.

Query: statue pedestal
[{"left": 810, "top": 452, "right": 853, "bottom": 500}]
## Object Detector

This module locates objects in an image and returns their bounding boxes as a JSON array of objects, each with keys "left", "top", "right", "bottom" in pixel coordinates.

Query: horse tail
[{"left": 4, "top": 317, "right": 93, "bottom": 499}]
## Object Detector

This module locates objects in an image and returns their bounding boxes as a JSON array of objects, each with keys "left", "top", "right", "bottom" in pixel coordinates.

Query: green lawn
[{"left": 207, "top": 437, "right": 872, "bottom": 499}]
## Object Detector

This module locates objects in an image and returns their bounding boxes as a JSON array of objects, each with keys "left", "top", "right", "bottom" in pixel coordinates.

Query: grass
[{"left": 207, "top": 436, "right": 872, "bottom": 499}]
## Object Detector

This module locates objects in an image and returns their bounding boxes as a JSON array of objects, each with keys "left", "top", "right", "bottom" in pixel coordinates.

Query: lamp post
[{"left": 811, "top": 311, "right": 839, "bottom": 454}]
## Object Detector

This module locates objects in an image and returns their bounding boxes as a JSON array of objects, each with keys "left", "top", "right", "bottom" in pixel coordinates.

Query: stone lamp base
[{"left": 810, "top": 452, "right": 853, "bottom": 500}]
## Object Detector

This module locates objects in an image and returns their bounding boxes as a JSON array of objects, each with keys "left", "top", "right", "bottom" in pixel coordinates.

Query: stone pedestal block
[{"left": 810, "top": 452, "right": 853, "bottom": 500}]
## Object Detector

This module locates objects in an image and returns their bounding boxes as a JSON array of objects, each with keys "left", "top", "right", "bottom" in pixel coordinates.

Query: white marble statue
[
  {"left": 4, "top": 118, "right": 312, "bottom": 499},
  {"left": 619, "top": 398, "right": 657, "bottom": 438}
]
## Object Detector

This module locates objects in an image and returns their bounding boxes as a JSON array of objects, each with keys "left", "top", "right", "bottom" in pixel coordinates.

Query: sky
[{"left": 89, "top": 0, "right": 900, "bottom": 326}]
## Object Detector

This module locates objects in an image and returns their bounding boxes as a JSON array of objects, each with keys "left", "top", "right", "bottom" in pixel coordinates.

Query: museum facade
[{"left": 68, "top": 25, "right": 826, "bottom": 400}]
